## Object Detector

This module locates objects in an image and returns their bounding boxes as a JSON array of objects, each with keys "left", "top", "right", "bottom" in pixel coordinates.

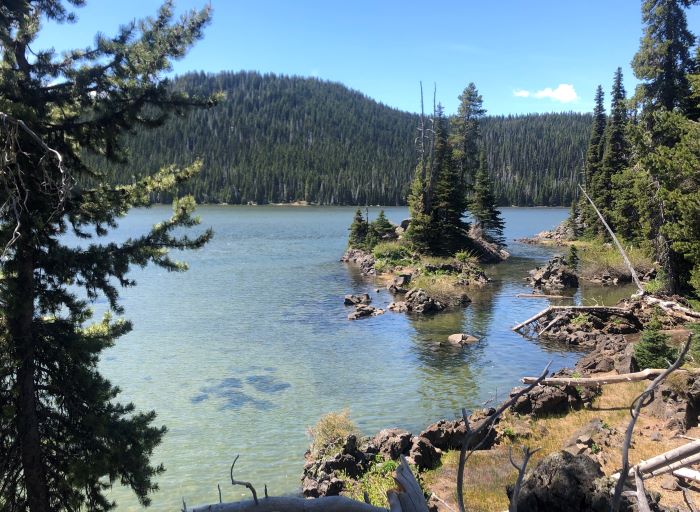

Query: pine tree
[
  {"left": 470, "top": 151, "right": 505, "bottom": 245},
  {"left": 631, "top": 0, "right": 697, "bottom": 114},
  {"left": 348, "top": 208, "right": 369, "bottom": 248},
  {"left": 578, "top": 85, "right": 606, "bottom": 236},
  {"left": 431, "top": 105, "right": 470, "bottom": 255},
  {"left": 0, "top": 2, "right": 214, "bottom": 510},
  {"left": 629, "top": 0, "right": 700, "bottom": 294},
  {"left": 596, "top": 68, "right": 630, "bottom": 235},
  {"left": 369, "top": 210, "right": 396, "bottom": 241},
  {"left": 451, "top": 83, "right": 486, "bottom": 190}
]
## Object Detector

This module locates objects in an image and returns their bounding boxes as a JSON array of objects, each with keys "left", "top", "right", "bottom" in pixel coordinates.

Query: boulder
[
  {"left": 387, "top": 283, "right": 408, "bottom": 295},
  {"left": 388, "top": 301, "right": 408, "bottom": 313},
  {"left": 301, "top": 434, "right": 369, "bottom": 498},
  {"left": 368, "top": 428, "right": 412, "bottom": 460},
  {"left": 344, "top": 293, "right": 371, "bottom": 306},
  {"left": 400, "top": 219, "right": 411, "bottom": 230},
  {"left": 403, "top": 288, "right": 445, "bottom": 314},
  {"left": 562, "top": 419, "right": 617, "bottom": 460},
  {"left": 348, "top": 304, "right": 384, "bottom": 320},
  {"left": 419, "top": 419, "right": 467, "bottom": 451},
  {"left": 447, "top": 333, "right": 479, "bottom": 345},
  {"left": 527, "top": 256, "right": 579, "bottom": 289},
  {"left": 408, "top": 436, "right": 441, "bottom": 470},
  {"left": 340, "top": 248, "right": 376, "bottom": 275},
  {"left": 394, "top": 274, "right": 412, "bottom": 287},
  {"left": 507, "top": 451, "right": 611, "bottom": 512},
  {"left": 511, "top": 384, "right": 582, "bottom": 417}
]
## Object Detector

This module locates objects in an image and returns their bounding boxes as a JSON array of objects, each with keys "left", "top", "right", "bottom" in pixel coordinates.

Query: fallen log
[
  {"left": 512, "top": 305, "right": 633, "bottom": 332},
  {"left": 674, "top": 467, "right": 700, "bottom": 484},
  {"left": 187, "top": 456, "right": 428, "bottom": 512},
  {"left": 522, "top": 368, "right": 700, "bottom": 387},
  {"left": 643, "top": 296, "right": 700, "bottom": 323},
  {"left": 612, "top": 435, "right": 700, "bottom": 482},
  {"left": 644, "top": 451, "right": 700, "bottom": 479}
]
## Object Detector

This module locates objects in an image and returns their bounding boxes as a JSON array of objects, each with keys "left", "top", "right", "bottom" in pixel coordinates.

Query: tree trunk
[{"left": 9, "top": 235, "right": 49, "bottom": 512}]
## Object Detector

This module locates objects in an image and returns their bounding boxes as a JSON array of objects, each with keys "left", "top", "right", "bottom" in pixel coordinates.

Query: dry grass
[
  {"left": 575, "top": 241, "right": 654, "bottom": 281},
  {"left": 425, "top": 380, "right": 697, "bottom": 511},
  {"left": 410, "top": 274, "right": 465, "bottom": 304}
]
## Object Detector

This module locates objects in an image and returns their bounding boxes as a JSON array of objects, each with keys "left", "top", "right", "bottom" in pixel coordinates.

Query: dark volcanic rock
[
  {"left": 511, "top": 385, "right": 582, "bottom": 417},
  {"left": 344, "top": 293, "right": 371, "bottom": 306},
  {"left": 301, "top": 434, "right": 370, "bottom": 498},
  {"left": 648, "top": 374, "right": 700, "bottom": 433},
  {"left": 368, "top": 428, "right": 412, "bottom": 460},
  {"left": 419, "top": 419, "right": 466, "bottom": 451},
  {"left": 527, "top": 256, "right": 579, "bottom": 290},
  {"left": 408, "top": 436, "right": 441, "bottom": 470},
  {"left": 348, "top": 304, "right": 384, "bottom": 320},
  {"left": 403, "top": 288, "right": 445, "bottom": 314},
  {"left": 508, "top": 451, "right": 611, "bottom": 512},
  {"left": 341, "top": 248, "right": 376, "bottom": 275}
]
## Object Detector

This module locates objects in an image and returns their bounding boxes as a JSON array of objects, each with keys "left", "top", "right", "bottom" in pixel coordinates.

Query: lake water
[{"left": 98, "top": 206, "right": 629, "bottom": 510}]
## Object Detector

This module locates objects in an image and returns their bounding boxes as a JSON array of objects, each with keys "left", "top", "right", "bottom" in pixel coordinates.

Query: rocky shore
[{"left": 306, "top": 291, "right": 700, "bottom": 510}]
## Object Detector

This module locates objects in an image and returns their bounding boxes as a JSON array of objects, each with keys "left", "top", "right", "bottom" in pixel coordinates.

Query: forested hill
[{"left": 97, "top": 71, "right": 591, "bottom": 206}]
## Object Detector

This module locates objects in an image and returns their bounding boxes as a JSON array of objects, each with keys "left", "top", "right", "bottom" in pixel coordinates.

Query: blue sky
[{"left": 36, "top": 0, "right": 699, "bottom": 116}]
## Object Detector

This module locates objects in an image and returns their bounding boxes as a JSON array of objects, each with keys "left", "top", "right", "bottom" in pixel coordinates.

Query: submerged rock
[
  {"left": 343, "top": 293, "right": 371, "bottom": 306},
  {"left": 446, "top": 333, "right": 479, "bottom": 345},
  {"left": 347, "top": 304, "right": 384, "bottom": 320}
]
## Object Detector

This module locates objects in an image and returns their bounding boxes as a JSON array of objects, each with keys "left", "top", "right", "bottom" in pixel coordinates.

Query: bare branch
[
  {"left": 610, "top": 334, "right": 692, "bottom": 512},
  {"left": 230, "top": 455, "right": 258, "bottom": 505},
  {"left": 509, "top": 446, "right": 540, "bottom": 512},
  {"left": 523, "top": 367, "right": 700, "bottom": 387}
]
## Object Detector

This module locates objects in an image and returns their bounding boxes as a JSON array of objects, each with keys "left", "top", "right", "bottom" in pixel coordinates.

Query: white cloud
[{"left": 513, "top": 83, "right": 578, "bottom": 103}]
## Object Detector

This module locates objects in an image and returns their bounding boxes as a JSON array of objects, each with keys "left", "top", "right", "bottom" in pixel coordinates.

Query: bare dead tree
[
  {"left": 578, "top": 185, "right": 644, "bottom": 294},
  {"left": 678, "top": 482, "right": 699, "bottom": 512},
  {"left": 456, "top": 361, "right": 551, "bottom": 512},
  {"left": 633, "top": 467, "right": 652, "bottom": 512},
  {"left": 610, "top": 334, "right": 692, "bottom": 512},
  {"left": 509, "top": 446, "right": 541, "bottom": 512}
]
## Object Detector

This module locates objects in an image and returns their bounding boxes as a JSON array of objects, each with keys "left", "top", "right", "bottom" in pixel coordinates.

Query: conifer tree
[
  {"left": 370, "top": 210, "right": 396, "bottom": 241},
  {"left": 431, "top": 105, "right": 470, "bottom": 255},
  {"left": 632, "top": 0, "right": 697, "bottom": 114},
  {"left": 597, "top": 68, "right": 630, "bottom": 234},
  {"left": 470, "top": 151, "right": 505, "bottom": 245},
  {"left": 578, "top": 85, "right": 606, "bottom": 236},
  {"left": 0, "top": 2, "right": 214, "bottom": 510},
  {"left": 348, "top": 208, "right": 369, "bottom": 248},
  {"left": 451, "top": 83, "right": 486, "bottom": 190},
  {"left": 629, "top": 0, "right": 700, "bottom": 294}
]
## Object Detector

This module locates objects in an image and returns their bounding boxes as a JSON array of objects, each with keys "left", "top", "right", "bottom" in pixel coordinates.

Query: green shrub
[
  {"left": 567, "top": 245, "right": 579, "bottom": 269},
  {"left": 455, "top": 250, "right": 479, "bottom": 265},
  {"left": 634, "top": 326, "right": 677, "bottom": 369},
  {"left": 372, "top": 241, "right": 411, "bottom": 262},
  {"left": 307, "top": 409, "right": 360, "bottom": 457},
  {"left": 688, "top": 323, "right": 700, "bottom": 367}
]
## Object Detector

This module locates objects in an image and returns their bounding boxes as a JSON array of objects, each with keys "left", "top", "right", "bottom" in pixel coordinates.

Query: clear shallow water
[{"left": 94, "top": 206, "right": 623, "bottom": 510}]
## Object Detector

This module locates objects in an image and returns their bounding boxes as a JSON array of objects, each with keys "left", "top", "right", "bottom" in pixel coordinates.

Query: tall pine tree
[
  {"left": 632, "top": 0, "right": 697, "bottom": 114},
  {"left": 470, "top": 151, "right": 505, "bottom": 245},
  {"left": 451, "top": 83, "right": 486, "bottom": 191},
  {"left": 0, "top": 2, "right": 214, "bottom": 510},
  {"left": 579, "top": 85, "right": 607, "bottom": 236}
]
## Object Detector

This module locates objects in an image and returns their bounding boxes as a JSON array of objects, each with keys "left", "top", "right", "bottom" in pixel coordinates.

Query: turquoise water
[{"left": 94, "top": 206, "right": 615, "bottom": 510}]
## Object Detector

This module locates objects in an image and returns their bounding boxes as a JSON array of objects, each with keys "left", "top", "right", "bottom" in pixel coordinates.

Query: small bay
[{"left": 99, "top": 206, "right": 629, "bottom": 510}]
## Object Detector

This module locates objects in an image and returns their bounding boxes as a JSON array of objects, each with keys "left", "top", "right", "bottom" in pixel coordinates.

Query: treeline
[
  {"left": 571, "top": 0, "right": 700, "bottom": 297},
  {"left": 91, "top": 71, "right": 591, "bottom": 206}
]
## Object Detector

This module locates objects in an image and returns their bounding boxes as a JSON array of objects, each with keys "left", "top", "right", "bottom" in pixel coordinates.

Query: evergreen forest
[{"left": 90, "top": 71, "right": 592, "bottom": 207}]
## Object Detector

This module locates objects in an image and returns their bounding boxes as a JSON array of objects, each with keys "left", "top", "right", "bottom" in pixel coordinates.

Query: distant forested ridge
[{"left": 94, "top": 71, "right": 591, "bottom": 206}]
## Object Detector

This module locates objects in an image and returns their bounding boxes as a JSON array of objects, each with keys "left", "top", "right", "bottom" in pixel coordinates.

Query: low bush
[
  {"left": 307, "top": 409, "right": 360, "bottom": 457},
  {"left": 634, "top": 325, "right": 677, "bottom": 369}
]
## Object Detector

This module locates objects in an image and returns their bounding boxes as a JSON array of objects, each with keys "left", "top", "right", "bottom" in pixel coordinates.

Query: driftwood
[
  {"left": 634, "top": 467, "right": 652, "bottom": 512},
  {"left": 673, "top": 467, "right": 700, "bottom": 484},
  {"left": 643, "top": 295, "right": 700, "bottom": 323},
  {"left": 610, "top": 335, "right": 692, "bottom": 512},
  {"left": 679, "top": 482, "right": 700, "bottom": 512},
  {"left": 512, "top": 305, "right": 633, "bottom": 332},
  {"left": 612, "top": 439, "right": 700, "bottom": 481},
  {"left": 187, "top": 456, "right": 427, "bottom": 512},
  {"left": 522, "top": 368, "right": 700, "bottom": 387}
]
